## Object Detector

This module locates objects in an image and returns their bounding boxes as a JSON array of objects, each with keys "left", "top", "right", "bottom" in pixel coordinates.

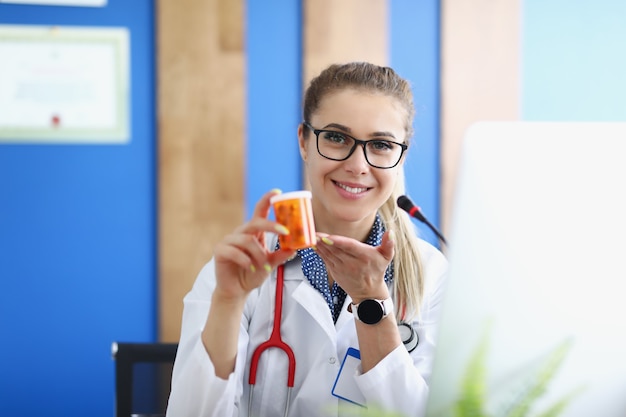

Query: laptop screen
[{"left": 426, "top": 122, "right": 626, "bottom": 417}]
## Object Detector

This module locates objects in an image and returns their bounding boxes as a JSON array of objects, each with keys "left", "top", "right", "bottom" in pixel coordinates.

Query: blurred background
[{"left": 0, "top": 0, "right": 625, "bottom": 415}]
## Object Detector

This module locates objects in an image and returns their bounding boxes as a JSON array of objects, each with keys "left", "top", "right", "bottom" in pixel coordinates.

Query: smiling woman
[{"left": 166, "top": 62, "right": 448, "bottom": 417}]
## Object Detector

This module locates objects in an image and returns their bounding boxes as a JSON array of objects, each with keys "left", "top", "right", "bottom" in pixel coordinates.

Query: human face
[{"left": 298, "top": 89, "right": 407, "bottom": 236}]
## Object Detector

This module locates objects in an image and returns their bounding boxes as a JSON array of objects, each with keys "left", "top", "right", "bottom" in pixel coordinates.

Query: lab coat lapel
[{"left": 292, "top": 281, "right": 336, "bottom": 341}]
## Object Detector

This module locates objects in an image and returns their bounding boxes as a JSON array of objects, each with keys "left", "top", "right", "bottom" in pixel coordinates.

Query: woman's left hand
[{"left": 313, "top": 230, "right": 395, "bottom": 303}]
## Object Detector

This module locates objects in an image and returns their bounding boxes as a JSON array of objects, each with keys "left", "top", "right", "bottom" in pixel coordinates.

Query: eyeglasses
[{"left": 303, "top": 122, "right": 408, "bottom": 169}]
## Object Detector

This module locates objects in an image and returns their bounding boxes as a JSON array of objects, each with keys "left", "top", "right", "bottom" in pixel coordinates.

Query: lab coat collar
[
  {"left": 281, "top": 253, "right": 355, "bottom": 339},
  {"left": 291, "top": 280, "right": 355, "bottom": 341},
  {"left": 292, "top": 281, "right": 334, "bottom": 341}
]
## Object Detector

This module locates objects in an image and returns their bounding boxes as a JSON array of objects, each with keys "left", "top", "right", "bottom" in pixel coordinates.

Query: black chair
[{"left": 111, "top": 342, "right": 178, "bottom": 417}]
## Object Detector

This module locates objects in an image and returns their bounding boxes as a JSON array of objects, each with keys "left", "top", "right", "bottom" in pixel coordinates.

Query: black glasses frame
[{"left": 303, "top": 122, "right": 408, "bottom": 169}]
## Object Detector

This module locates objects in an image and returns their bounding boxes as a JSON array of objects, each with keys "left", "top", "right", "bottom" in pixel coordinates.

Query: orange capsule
[{"left": 270, "top": 191, "right": 317, "bottom": 250}]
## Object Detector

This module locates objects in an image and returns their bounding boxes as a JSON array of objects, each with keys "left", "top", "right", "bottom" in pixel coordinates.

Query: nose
[{"left": 343, "top": 143, "right": 370, "bottom": 174}]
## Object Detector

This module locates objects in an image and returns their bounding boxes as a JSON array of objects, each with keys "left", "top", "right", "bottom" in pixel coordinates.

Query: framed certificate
[
  {"left": 0, "top": 25, "right": 129, "bottom": 143},
  {"left": 0, "top": 1, "right": 107, "bottom": 7}
]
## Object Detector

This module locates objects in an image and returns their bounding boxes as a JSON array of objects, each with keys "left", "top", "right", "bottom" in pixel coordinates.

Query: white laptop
[{"left": 425, "top": 122, "right": 626, "bottom": 417}]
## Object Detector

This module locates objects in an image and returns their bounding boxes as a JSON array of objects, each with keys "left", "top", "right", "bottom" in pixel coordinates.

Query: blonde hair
[
  {"left": 379, "top": 169, "right": 425, "bottom": 319},
  {"left": 303, "top": 62, "right": 425, "bottom": 319}
]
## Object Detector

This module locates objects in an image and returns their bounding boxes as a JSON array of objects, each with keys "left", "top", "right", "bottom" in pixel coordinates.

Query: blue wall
[
  {"left": 0, "top": 1, "right": 155, "bottom": 415},
  {"left": 246, "top": 0, "right": 303, "bottom": 213},
  {"left": 523, "top": 0, "right": 626, "bottom": 121},
  {"left": 391, "top": 0, "right": 441, "bottom": 243}
]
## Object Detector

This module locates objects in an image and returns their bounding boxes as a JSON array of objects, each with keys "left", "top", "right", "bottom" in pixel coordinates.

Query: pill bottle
[{"left": 270, "top": 190, "right": 316, "bottom": 250}]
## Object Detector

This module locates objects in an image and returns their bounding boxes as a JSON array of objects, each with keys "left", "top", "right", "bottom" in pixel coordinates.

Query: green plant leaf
[
  {"left": 441, "top": 320, "right": 583, "bottom": 417},
  {"left": 503, "top": 338, "right": 574, "bottom": 417},
  {"left": 454, "top": 323, "right": 492, "bottom": 417},
  {"left": 533, "top": 385, "right": 586, "bottom": 417}
]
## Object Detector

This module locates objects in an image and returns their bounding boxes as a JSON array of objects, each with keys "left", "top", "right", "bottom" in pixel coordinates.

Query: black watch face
[{"left": 358, "top": 299, "right": 384, "bottom": 324}]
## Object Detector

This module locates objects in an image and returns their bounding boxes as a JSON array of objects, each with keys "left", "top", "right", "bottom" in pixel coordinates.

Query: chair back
[{"left": 112, "top": 342, "right": 178, "bottom": 417}]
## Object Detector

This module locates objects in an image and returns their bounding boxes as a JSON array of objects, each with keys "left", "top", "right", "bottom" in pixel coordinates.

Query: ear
[{"left": 298, "top": 123, "right": 308, "bottom": 161}]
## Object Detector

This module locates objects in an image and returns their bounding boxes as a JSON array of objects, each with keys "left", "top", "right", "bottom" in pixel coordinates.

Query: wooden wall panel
[
  {"left": 303, "top": 0, "right": 388, "bottom": 88},
  {"left": 157, "top": 0, "right": 245, "bottom": 342},
  {"left": 302, "top": 0, "right": 388, "bottom": 190},
  {"left": 440, "top": 0, "right": 521, "bottom": 231}
]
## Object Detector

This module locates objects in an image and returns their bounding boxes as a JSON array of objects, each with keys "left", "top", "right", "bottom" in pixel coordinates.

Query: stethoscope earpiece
[{"left": 398, "top": 322, "right": 419, "bottom": 353}]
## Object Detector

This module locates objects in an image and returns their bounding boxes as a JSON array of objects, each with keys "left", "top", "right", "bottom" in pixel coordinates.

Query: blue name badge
[{"left": 331, "top": 347, "right": 366, "bottom": 407}]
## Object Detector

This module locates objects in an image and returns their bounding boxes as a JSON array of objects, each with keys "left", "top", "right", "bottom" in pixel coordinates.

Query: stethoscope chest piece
[{"left": 398, "top": 322, "right": 419, "bottom": 353}]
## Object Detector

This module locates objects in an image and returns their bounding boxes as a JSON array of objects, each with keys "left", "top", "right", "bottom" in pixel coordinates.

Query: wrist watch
[{"left": 351, "top": 297, "right": 393, "bottom": 325}]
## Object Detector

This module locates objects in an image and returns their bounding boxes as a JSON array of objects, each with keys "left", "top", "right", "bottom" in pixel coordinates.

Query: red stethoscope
[
  {"left": 248, "top": 264, "right": 294, "bottom": 417},
  {"left": 246, "top": 263, "right": 419, "bottom": 416}
]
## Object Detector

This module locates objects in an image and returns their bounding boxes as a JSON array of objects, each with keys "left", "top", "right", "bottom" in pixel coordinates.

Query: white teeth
[{"left": 337, "top": 183, "right": 367, "bottom": 194}]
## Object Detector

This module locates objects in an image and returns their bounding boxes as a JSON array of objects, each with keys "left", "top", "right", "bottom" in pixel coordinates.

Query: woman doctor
[{"left": 166, "top": 62, "right": 448, "bottom": 417}]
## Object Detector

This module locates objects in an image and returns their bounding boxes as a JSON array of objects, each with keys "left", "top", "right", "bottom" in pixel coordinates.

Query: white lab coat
[{"left": 166, "top": 237, "right": 447, "bottom": 417}]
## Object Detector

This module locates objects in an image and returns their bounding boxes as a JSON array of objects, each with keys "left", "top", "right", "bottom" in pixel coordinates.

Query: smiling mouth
[{"left": 334, "top": 181, "right": 371, "bottom": 194}]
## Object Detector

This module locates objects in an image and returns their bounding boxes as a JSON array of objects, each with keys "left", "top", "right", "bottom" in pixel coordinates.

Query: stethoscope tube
[{"left": 248, "top": 264, "right": 294, "bottom": 417}]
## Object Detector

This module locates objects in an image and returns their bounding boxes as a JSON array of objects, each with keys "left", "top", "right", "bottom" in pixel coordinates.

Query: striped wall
[
  {"left": 440, "top": 0, "right": 521, "bottom": 232},
  {"left": 159, "top": 0, "right": 443, "bottom": 342}
]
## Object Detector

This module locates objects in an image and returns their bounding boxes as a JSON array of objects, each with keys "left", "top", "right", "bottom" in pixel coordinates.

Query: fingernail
[
  {"left": 270, "top": 188, "right": 282, "bottom": 195},
  {"left": 275, "top": 224, "right": 290, "bottom": 235},
  {"left": 388, "top": 229, "right": 395, "bottom": 242},
  {"left": 264, "top": 264, "right": 272, "bottom": 272},
  {"left": 250, "top": 265, "right": 257, "bottom": 273},
  {"left": 321, "top": 237, "right": 334, "bottom": 245}
]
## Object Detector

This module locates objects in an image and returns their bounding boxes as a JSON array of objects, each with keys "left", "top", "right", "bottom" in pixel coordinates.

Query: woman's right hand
[{"left": 212, "top": 189, "right": 296, "bottom": 301}]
